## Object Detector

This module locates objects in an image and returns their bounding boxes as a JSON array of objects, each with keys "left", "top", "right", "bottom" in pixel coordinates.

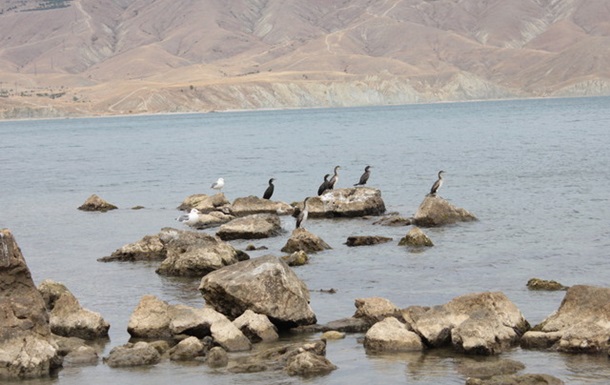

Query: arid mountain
[{"left": 1, "top": 0, "right": 609, "bottom": 118}]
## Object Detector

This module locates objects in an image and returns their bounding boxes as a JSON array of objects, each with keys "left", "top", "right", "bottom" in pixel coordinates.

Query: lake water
[{"left": 1, "top": 97, "right": 610, "bottom": 384}]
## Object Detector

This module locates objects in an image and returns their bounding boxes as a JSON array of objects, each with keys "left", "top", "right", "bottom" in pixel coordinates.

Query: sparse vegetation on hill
[{"left": 0, "top": 0, "right": 609, "bottom": 118}]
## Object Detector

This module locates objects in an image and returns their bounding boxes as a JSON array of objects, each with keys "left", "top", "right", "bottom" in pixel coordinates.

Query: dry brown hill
[{"left": 1, "top": 0, "right": 609, "bottom": 118}]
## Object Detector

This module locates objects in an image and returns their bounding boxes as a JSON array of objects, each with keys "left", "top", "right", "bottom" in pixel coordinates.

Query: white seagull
[
  {"left": 211, "top": 177, "right": 225, "bottom": 191},
  {"left": 177, "top": 208, "right": 201, "bottom": 225}
]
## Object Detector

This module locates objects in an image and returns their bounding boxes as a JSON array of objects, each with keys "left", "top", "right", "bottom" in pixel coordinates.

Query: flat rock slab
[
  {"left": 301, "top": 187, "right": 386, "bottom": 218},
  {"left": 345, "top": 235, "right": 393, "bottom": 247},
  {"left": 231, "top": 196, "right": 294, "bottom": 216},
  {"left": 216, "top": 214, "right": 283, "bottom": 240}
]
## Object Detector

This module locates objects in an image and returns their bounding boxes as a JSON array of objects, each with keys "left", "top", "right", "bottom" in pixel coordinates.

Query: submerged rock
[
  {"left": 199, "top": 255, "right": 317, "bottom": 329},
  {"left": 526, "top": 278, "right": 569, "bottom": 291},
  {"left": 103, "top": 342, "right": 161, "bottom": 368},
  {"left": 0, "top": 229, "right": 62, "bottom": 380},
  {"left": 398, "top": 227, "right": 434, "bottom": 247},
  {"left": 78, "top": 194, "right": 118, "bottom": 212},
  {"left": 412, "top": 195, "right": 476, "bottom": 227},
  {"left": 465, "top": 373, "right": 565, "bottom": 385},
  {"left": 345, "top": 235, "right": 393, "bottom": 247}
]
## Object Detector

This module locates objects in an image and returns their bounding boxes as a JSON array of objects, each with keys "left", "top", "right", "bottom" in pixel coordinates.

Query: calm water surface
[{"left": 1, "top": 97, "right": 610, "bottom": 384}]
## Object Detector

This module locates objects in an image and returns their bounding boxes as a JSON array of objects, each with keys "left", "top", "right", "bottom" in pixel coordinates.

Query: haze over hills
[{"left": 1, "top": 0, "right": 609, "bottom": 119}]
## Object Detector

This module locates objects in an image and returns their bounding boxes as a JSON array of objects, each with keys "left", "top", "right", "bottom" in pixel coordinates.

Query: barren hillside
[{"left": 1, "top": 0, "right": 609, "bottom": 118}]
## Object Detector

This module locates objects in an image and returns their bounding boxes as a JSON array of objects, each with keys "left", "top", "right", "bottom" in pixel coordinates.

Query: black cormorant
[
  {"left": 354, "top": 165, "right": 372, "bottom": 186},
  {"left": 263, "top": 178, "right": 275, "bottom": 199}
]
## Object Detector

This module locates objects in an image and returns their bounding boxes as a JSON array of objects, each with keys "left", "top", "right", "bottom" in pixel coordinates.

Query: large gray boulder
[
  {"left": 522, "top": 285, "right": 610, "bottom": 353},
  {"left": 301, "top": 187, "right": 386, "bottom": 218},
  {"left": 155, "top": 229, "right": 249, "bottom": 277},
  {"left": 199, "top": 255, "right": 317, "bottom": 329},
  {"left": 409, "top": 291, "right": 529, "bottom": 355},
  {"left": 0, "top": 229, "right": 62, "bottom": 380},
  {"left": 412, "top": 195, "right": 477, "bottom": 227},
  {"left": 231, "top": 196, "right": 294, "bottom": 216},
  {"left": 38, "top": 280, "right": 109, "bottom": 340},
  {"left": 216, "top": 213, "right": 283, "bottom": 240}
]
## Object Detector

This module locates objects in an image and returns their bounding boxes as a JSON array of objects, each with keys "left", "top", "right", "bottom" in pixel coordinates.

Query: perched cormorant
[
  {"left": 211, "top": 177, "right": 225, "bottom": 191},
  {"left": 328, "top": 166, "right": 340, "bottom": 190},
  {"left": 263, "top": 178, "right": 275, "bottom": 200},
  {"left": 354, "top": 165, "right": 372, "bottom": 186},
  {"left": 296, "top": 197, "right": 310, "bottom": 229},
  {"left": 318, "top": 174, "right": 330, "bottom": 195},
  {"left": 430, "top": 170, "right": 445, "bottom": 195},
  {"left": 177, "top": 208, "right": 200, "bottom": 225}
]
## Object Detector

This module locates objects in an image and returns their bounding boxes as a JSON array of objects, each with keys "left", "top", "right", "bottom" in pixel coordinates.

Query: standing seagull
[
  {"left": 211, "top": 177, "right": 225, "bottom": 191},
  {"left": 430, "top": 170, "right": 445, "bottom": 196},
  {"left": 177, "top": 208, "right": 200, "bottom": 226},
  {"left": 263, "top": 178, "right": 275, "bottom": 200},
  {"left": 328, "top": 166, "right": 340, "bottom": 190},
  {"left": 318, "top": 174, "right": 330, "bottom": 195},
  {"left": 354, "top": 165, "right": 372, "bottom": 186},
  {"left": 296, "top": 197, "right": 310, "bottom": 229}
]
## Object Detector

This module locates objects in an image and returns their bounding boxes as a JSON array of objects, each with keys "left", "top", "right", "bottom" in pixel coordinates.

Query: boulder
[
  {"left": 398, "top": 227, "right": 434, "bottom": 247},
  {"left": 199, "top": 255, "right": 317, "bottom": 329},
  {"left": 412, "top": 195, "right": 477, "bottom": 227},
  {"left": 63, "top": 345, "right": 99, "bottom": 366},
  {"left": 206, "top": 346, "right": 229, "bottom": 368},
  {"left": 233, "top": 310, "right": 279, "bottom": 343},
  {"left": 410, "top": 291, "right": 529, "bottom": 354},
  {"left": 216, "top": 214, "right": 283, "bottom": 241},
  {"left": 299, "top": 187, "right": 386, "bottom": 218},
  {"left": 526, "top": 278, "right": 568, "bottom": 291},
  {"left": 178, "top": 193, "right": 231, "bottom": 213},
  {"left": 169, "top": 306, "right": 251, "bottom": 352},
  {"left": 98, "top": 233, "right": 166, "bottom": 262},
  {"left": 282, "top": 250, "right": 309, "bottom": 266},
  {"left": 285, "top": 350, "right": 338, "bottom": 376},
  {"left": 103, "top": 341, "right": 161, "bottom": 368},
  {"left": 522, "top": 285, "right": 610, "bottom": 353},
  {"left": 127, "top": 295, "right": 173, "bottom": 339},
  {"left": 354, "top": 297, "right": 401, "bottom": 325},
  {"left": 38, "top": 280, "right": 110, "bottom": 340},
  {"left": 281, "top": 228, "right": 331, "bottom": 254},
  {"left": 169, "top": 336, "right": 205, "bottom": 361},
  {"left": 363, "top": 317, "right": 424, "bottom": 353},
  {"left": 77, "top": 194, "right": 118, "bottom": 212},
  {"left": 465, "top": 374, "right": 565, "bottom": 385},
  {"left": 156, "top": 229, "right": 249, "bottom": 277},
  {"left": 0, "top": 229, "right": 62, "bottom": 380},
  {"left": 345, "top": 235, "right": 393, "bottom": 247},
  {"left": 232, "top": 196, "right": 295, "bottom": 216}
]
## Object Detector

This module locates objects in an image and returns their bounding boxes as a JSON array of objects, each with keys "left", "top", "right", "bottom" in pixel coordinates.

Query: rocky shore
[{"left": 2, "top": 190, "right": 606, "bottom": 384}]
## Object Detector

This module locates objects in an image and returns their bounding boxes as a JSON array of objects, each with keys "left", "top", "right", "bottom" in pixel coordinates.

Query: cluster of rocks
[
  {"left": 0, "top": 229, "right": 109, "bottom": 380},
  {"left": 3, "top": 228, "right": 610, "bottom": 383}
]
